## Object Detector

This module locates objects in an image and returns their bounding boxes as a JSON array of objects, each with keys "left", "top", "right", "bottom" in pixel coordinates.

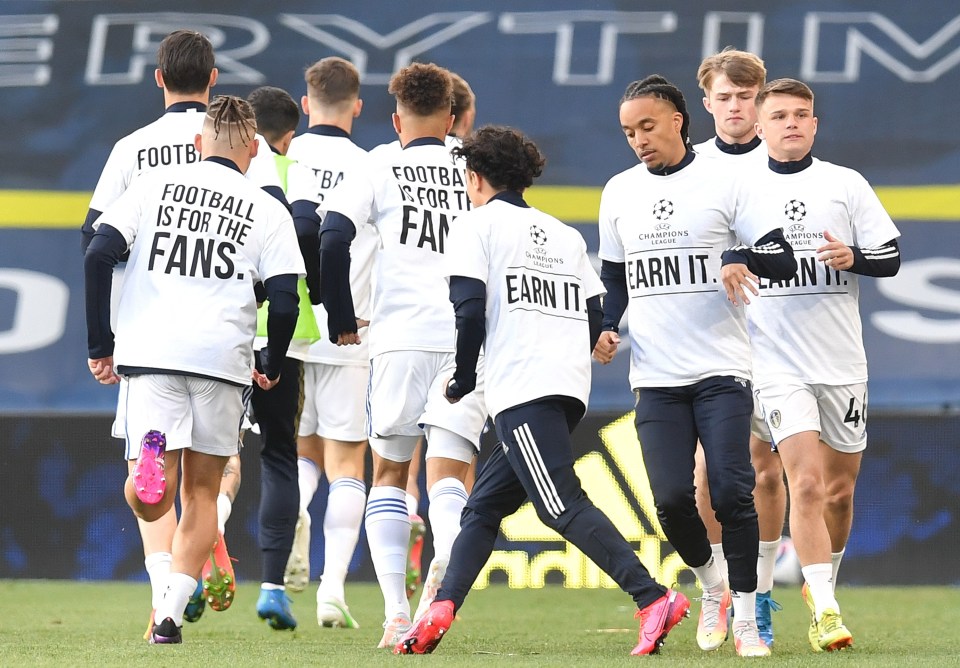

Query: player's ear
[
  {"left": 194, "top": 133, "right": 203, "bottom": 154},
  {"left": 445, "top": 114, "right": 455, "bottom": 135},
  {"left": 155, "top": 69, "right": 164, "bottom": 89},
  {"left": 702, "top": 95, "right": 711, "bottom": 114},
  {"left": 392, "top": 112, "right": 401, "bottom": 136},
  {"left": 354, "top": 98, "right": 363, "bottom": 118},
  {"left": 812, "top": 116, "right": 818, "bottom": 135},
  {"left": 755, "top": 122, "right": 764, "bottom": 140},
  {"left": 249, "top": 137, "right": 259, "bottom": 159},
  {"left": 300, "top": 95, "right": 310, "bottom": 116},
  {"left": 208, "top": 67, "right": 218, "bottom": 89}
]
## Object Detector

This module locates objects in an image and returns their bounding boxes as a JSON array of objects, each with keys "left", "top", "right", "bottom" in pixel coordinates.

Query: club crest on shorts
[{"left": 770, "top": 409, "right": 782, "bottom": 429}]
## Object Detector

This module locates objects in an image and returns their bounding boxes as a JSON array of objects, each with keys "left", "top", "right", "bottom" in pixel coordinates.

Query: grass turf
[{"left": 0, "top": 581, "right": 955, "bottom": 666}]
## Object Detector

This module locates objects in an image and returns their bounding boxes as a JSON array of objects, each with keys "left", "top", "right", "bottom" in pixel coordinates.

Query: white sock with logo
[{"left": 757, "top": 538, "right": 781, "bottom": 593}]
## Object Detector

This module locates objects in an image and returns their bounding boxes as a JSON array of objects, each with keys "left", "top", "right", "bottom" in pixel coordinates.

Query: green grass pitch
[{"left": 0, "top": 581, "right": 956, "bottom": 666}]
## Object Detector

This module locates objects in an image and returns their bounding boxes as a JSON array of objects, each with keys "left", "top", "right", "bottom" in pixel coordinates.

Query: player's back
[
  {"left": 90, "top": 107, "right": 206, "bottom": 212},
  {"left": 461, "top": 199, "right": 600, "bottom": 417},
  {"left": 98, "top": 160, "right": 303, "bottom": 385},
  {"left": 289, "top": 129, "right": 376, "bottom": 364},
  {"left": 323, "top": 140, "right": 471, "bottom": 356}
]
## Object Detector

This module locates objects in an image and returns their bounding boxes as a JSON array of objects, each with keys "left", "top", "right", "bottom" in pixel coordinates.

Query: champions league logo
[
  {"left": 530, "top": 225, "right": 547, "bottom": 246},
  {"left": 652, "top": 199, "right": 674, "bottom": 221},
  {"left": 784, "top": 199, "right": 807, "bottom": 222}
]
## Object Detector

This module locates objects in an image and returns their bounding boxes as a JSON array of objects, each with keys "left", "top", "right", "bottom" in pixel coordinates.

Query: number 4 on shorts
[{"left": 843, "top": 397, "right": 862, "bottom": 428}]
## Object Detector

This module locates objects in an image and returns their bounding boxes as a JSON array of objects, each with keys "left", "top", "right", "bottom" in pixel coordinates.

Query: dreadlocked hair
[
  {"left": 620, "top": 75, "right": 692, "bottom": 146},
  {"left": 206, "top": 95, "right": 258, "bottom": 149}
]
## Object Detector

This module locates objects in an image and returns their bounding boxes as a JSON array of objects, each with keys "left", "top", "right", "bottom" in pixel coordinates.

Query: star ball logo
[
  {"left": 652, "top": 199, "right": 674, "bottom": 220},
  {"left": 784, "top": 199, "right": 806, "bottom": 222},
  {"left": 530, "top": 225, "right": 547, "bottom": 246}
]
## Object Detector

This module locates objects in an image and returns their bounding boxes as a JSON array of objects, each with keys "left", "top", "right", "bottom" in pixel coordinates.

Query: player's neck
[
  {"left": 714, "top": 133, "right": 761, "bottom": 155},
  {"left": 163, "top": 90, "right": 209, "bottom": 108},
  {"left": 309, "top": 113, "right": 353, "bottom": 134}
]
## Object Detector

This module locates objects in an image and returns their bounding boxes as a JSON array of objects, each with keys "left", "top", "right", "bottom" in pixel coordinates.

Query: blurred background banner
[{"left": 1, "top": 1, "right": 958, "bottom": 582}]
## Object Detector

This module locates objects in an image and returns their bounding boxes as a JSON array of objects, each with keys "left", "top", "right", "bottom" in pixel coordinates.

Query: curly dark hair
[
  {"left": 620, "top": 74, "right": 691, "bottom": 145},
  {"left": 452, "top": 125, "right": 545, "bottom": 192},
  {"left": 388, "top": 62, "right": 453, "bottom": 116}
]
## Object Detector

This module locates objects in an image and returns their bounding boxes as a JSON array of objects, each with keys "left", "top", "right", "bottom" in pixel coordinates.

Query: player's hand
[
  {"left": 592, "top": 331, "right": 620, "bottom": 364},
  {"left": 335, "top": 331, "right": 362, "bottom": 345},
  {"left": 88, "top": 356, "right": 120, "bottom": 384},
  {"left": 721, "top": 262, "right": 759, "bottom": 307},
  {"left": 356, "top": 318, "right": 370, "bottom": 329},
  {"left": 817, "top": 230, "right": 854, "bottom": 271},
  {"left": 443, "top": 375, "right": 475, "bottom": 403},
  {"left": 252, "top": 368, "right": 279, "bottom": 390}
]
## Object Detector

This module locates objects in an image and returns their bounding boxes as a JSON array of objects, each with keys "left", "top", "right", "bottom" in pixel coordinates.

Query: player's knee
[
  {"left": 461, "top": 503, "right": 503, "bottom": 532},
  {"left": 823, "top": 482, "right": 855, "bottom": 514},
  {"left": 754, "top": 464, "right": 785, "bottom": 495}
]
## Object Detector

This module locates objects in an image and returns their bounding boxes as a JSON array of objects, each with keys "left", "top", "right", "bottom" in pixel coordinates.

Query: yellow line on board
[{"left": 1, "top": 185, "right": 958, "bottom": 227}]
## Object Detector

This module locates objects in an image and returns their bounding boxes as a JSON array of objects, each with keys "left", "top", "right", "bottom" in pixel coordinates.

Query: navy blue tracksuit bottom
[
  {"left": 250, "top": 352, "right": 304, "bottom": 585},
  {"left": 634, "top": 375, "right": 759, "bottom": 593},
  {"left": 437, "top": 396, "right": 666, "bottom": 611}
]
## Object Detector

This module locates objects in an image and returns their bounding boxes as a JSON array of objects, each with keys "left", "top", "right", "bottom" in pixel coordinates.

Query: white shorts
[
  {"left": 122, "top": 374, "right": 244, "bottom": 459},
  {"left": 750, "top": 391, "right": 772, "bottom": 442},
  {"left": 299, "top": 362, "right": 369, "bottom": 442},
  {"left": 757, "top": 382, "right": 868, "bottom": 454},
  {"left": 367, "top": 350, "right": 487, "bottom": 447}
]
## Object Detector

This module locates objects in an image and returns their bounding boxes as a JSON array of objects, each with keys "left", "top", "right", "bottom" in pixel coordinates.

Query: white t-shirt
[
  {"left": 446, "top": 197, "right": 604, "bottom": 418},
  {"left": 741, "top": 158, "right": 901, "bottom": 386},
  {"left": 288, "top": 130, "right": 376, "bottom": 366},
  {"left": 598, "top": 154, "right": 778, "bottom": 388},
  {"left": 89, "top": 106, "right": 282, "bottom": 212},
  {"left": 320, "top": 139, "right": 472, "bottom": 358},
  {"left": 94, "top": 160, "right": 305, "bottom": 385}
]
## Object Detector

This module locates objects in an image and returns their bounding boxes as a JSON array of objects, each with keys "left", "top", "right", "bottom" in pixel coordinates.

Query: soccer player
[
  {"left": 745, "top": 78, "right": 900, "bottom": 652},
  {"left": 692, "top": 48, "right": 787, "bottom": 647},
  {"left": 396, "top": 125, "right": 689, "bottom": 657},
  {"left": 592, "top": 75, "right": 797, "bottom": 657},
  {"left": 80, "top": 29, "right": 286, "bottom": 634},
  {"left": 318, "top": 63, "right": 485, "bottom": 648},
  {"left": 84, "top": 95, "right": 304, "bottom": 644},
  {"left": 281, "top": 57, "right": 374, "bottom": 630},
  {"left": 402, "top": 70, "right": 478, "bottom": 601},
  {"left": 245, "top": 84, "right": 329, "bottom": 631}
]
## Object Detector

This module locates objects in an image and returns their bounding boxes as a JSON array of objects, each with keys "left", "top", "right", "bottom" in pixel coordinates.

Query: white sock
[
  {"left": 831, "top": 549, "right": 845, "bottom": 590},
  {"left": 757, "top": 538, "right": 781, "bottom": 593},
  {"left": 709, "top": 543, "right": 728, "bottom": 585},
  {"left": 405, "top": 492, "right": 420, "bottom": 518},
  {"left": 298, "top": 457, "right": 321, "bottom": 513},
  {"left": 427, "top": 478, "right": 468, "bottom": 563},
  {"left": 319, "top": 477, "right": 366, "bottom": 602},
  {"left": 730, "top": 589, "right": 757, "bottom": 622},
  {"left": 144, "top": 551, "right": 172, "bottom": 611},
  {"left": 216, "top": 493, "right": 232, "bottom": 536},
  {"left": 692, "top": 555, "right": 726, "bottom": 595},
  {"left": 801, "top": 563, "right": 839, "bottom": 619},
  {"left": 155, "top": 572, "right": 197, "bottom": 627},
  {"left": 365, "top": 486, "right": 411, "bottom": 620}
]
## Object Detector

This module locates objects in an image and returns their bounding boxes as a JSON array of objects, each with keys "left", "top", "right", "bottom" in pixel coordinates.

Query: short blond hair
[{"left": 697, "top": 48, "right": 766, "bottom": 93}]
